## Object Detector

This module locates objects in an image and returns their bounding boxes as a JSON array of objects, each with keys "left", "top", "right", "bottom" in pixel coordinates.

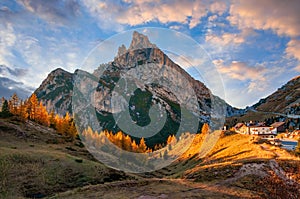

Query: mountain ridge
[{"left": 251, "top": 75, "right": 300, "bottom": 114}]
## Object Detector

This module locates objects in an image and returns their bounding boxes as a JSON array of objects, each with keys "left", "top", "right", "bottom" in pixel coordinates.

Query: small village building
[
  {"left": 271, "top": 122, "right": 285, "bottom": 133},
  {"left": 234, "top": 122, "right": 277, "bottom": 139},
  {"left": 234, "top": 123, "right": 248, "bottom": 134}
]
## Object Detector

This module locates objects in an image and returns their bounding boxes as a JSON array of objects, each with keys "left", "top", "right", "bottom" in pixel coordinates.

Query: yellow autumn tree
[
  {"left": 55, "top": 114, "right": 63, "bottom": 134},
  {"left": 36, "top": 101, "right": 49, "bottom": 126},
  {"left": 138, "top": 137, "right": 147, "bottom": 153},
  {"left": 68, "top": 121, "right": 78, "bottom": 139},
  {"left": 131, "top": 139, "right": 139, "bottom": 152},
  {"left": 49, "top": 110, "right": 56, "bottom": 128},
  {"left": 123, "top": 134, "right": 132, "bottom": 151},
  {"left": 9, "top": 93, "right": 19, "bottom": 115},
  {"left": 28, "top": 94, "right": 39, "bottom": 121},
  {"left": 154, "top": 143, "right": 163, "bottom": 151},
  {"left": 202, "top": 123, "right": 210, "bottom": 134},
  {"left": 18, "top": 100, "right": 28, "bottom": 120},
  {"left": 167, "top": 134, "right": 177, "bottom": 145},
  {"left": 61, "top": 112, "right": 71, "bottom": 135}
]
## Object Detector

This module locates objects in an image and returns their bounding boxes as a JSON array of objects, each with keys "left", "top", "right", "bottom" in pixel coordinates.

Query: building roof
[
  {"left": 271, "top": 122, "right": 285, "bottom": 128},
  {"left": 254, "top": 133, "right": 277, "bottom": 136},
  {"left": 234, "top": 123, "right": 246, "bottom": 129},
  {"left": 248, "top": 122, "right": 270, "bottom": 128}
]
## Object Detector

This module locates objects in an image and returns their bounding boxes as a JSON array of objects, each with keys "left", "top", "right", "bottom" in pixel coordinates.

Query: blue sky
[{"left": 0, "top": 0, "right": 300, "bottom": 108}]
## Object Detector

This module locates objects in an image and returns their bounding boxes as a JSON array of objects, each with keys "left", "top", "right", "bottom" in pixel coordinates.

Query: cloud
[
  {"left": 210, "top": 2, "right": 228, "bottom": 15},
  {"left": 284, "top": 39, "right": 300, "bottom": 71},
  {"left": 205, "top": 28, "right": 256, "bottom": 47},
  {"left": 82, "top": 0, "right": 229, "bottom": 30},
  {"left": 0, "top": 65, "right": 28, "bottom": 77},
  {"left": 295, "top": 66, "right": 300, "bottom": 72},
  {"left": 228, "top": 0, "right": 300, "bottom": 38},
  {"left": 216, "top": 60, "right": 266, "bottom": 81},
  {"left": 214, "top": 59, "right": 290, "bottom": 107},
  {"left": 17, "top": 0, "right": 80, "bottom": 26},
  {"left": 214, "top": 60, "right": 267, "bottom": 92},
  {"left": 0, "top": 23, "right": 16, "bottom": 66},
  {"left": 0, "top": 77, "right": 32, "bottom": 99},
  {"left": 286, "top": 39, "right": 300, "bottom": 61},
  {"left": 206, "top": 32, "right": 245, "bottom": 46}
]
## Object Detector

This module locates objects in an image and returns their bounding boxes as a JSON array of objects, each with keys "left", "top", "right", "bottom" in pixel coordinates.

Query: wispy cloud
[
  {"left": 17, "top": 0, "right": 80, "bottom": 26},
  {"left": 286, "top": 40, "right": 300, "bottom": 60},
  {"left": 0, "top": 65, "right": 28, "bottom": 77},
  {"left": 213, "top": 58, "right": 293, "bottom": 107},
  {"left": 0, "top": 23, "right": 16, "bottom": 66},
  {"left": 215, "top": 60, "right": 265, "bottom": 82}
]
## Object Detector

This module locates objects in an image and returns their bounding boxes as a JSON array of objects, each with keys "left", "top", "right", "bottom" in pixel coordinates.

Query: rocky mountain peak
[
  {"left": 117, "top": 44, "right": 127, "bottom": 56},
  {"left": 35, "top": 68, "right": 73, "bottom": 115},
  {"left": 128, "top": 31, "right": 157, "bottom": 50},
  {"left": 49, "top": 68, "right": 72, "bottom": 77}
]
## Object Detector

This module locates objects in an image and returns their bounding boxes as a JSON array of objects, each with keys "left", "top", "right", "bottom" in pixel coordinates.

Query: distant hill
[
  {"left": 226, "top": 76, "right": 300, "bottom": 127},
  {"left": 252, "top": 76, "right": 300, "bottom": 113}
]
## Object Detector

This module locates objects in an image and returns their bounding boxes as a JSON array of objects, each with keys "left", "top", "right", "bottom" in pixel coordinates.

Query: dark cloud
[
  {"left": 17, "top": 0, "right": 80, "bottom": 25},
  {"left": 0, "top": 77, "right": 32, "bottom": 99},
  {"left": 0, "top": 65, "right": 28, "bottom": 77}
]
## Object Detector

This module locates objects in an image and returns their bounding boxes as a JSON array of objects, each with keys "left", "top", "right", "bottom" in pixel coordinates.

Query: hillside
[
  {"left": 0, "top": 117, "right": 135, "bottom": 198},
  {"left": 226, "top": 76, "right": 300, "bottom": 127},
  {"left": 254, "top": 76, "right": 300, "bottom": 113},
  {"left": 53, "top": 131, "right": 300, "bottom": 199},
  {"left": 1, "top": 117, "right": 299, "bottom": 198}
]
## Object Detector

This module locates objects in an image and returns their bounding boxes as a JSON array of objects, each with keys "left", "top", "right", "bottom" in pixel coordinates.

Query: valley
[{"left": 1, "top": 31, "right": 300, "bottom": 199}]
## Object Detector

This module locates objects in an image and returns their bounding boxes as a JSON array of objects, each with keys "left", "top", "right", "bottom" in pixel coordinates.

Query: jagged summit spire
[
  {"left": 128, "top": 31, "right": 157, "bottom": 50},
  {"left": 117, "top": 31, "right": 157, "bottom": 57}
]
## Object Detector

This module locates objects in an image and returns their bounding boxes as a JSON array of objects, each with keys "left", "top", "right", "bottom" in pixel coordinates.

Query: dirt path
[{"left": 49, "top": 178, "right": 259, "bottom": 199}]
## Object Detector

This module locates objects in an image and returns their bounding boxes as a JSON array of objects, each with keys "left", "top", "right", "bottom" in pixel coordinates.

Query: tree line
[
  {"left": 0, "top": 93, "right": 213, "bottom": 153},
  {"left": 82, "top": 123, "right": 210, "bottom": 154},
  {"left": 0, "top": 93, "right": 77, "bottom": 139}
]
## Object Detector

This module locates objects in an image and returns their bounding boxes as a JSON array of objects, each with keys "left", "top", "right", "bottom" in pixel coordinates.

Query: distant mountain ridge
[
  {"left": 226, "top": 75, "right": 300, "bottom": 128},
  {"left": 251, "top": 76, "right": 300, "bottom": 114}
]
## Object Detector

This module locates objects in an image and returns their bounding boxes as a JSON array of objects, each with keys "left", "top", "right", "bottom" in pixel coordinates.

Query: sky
[{"left": 0, "top": 0, "right": 300, "bottom": 108}]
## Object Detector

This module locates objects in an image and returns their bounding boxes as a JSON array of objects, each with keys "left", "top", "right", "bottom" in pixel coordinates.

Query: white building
[{"left": 248, "top": 125, "right": 277, "bottom": 139}]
